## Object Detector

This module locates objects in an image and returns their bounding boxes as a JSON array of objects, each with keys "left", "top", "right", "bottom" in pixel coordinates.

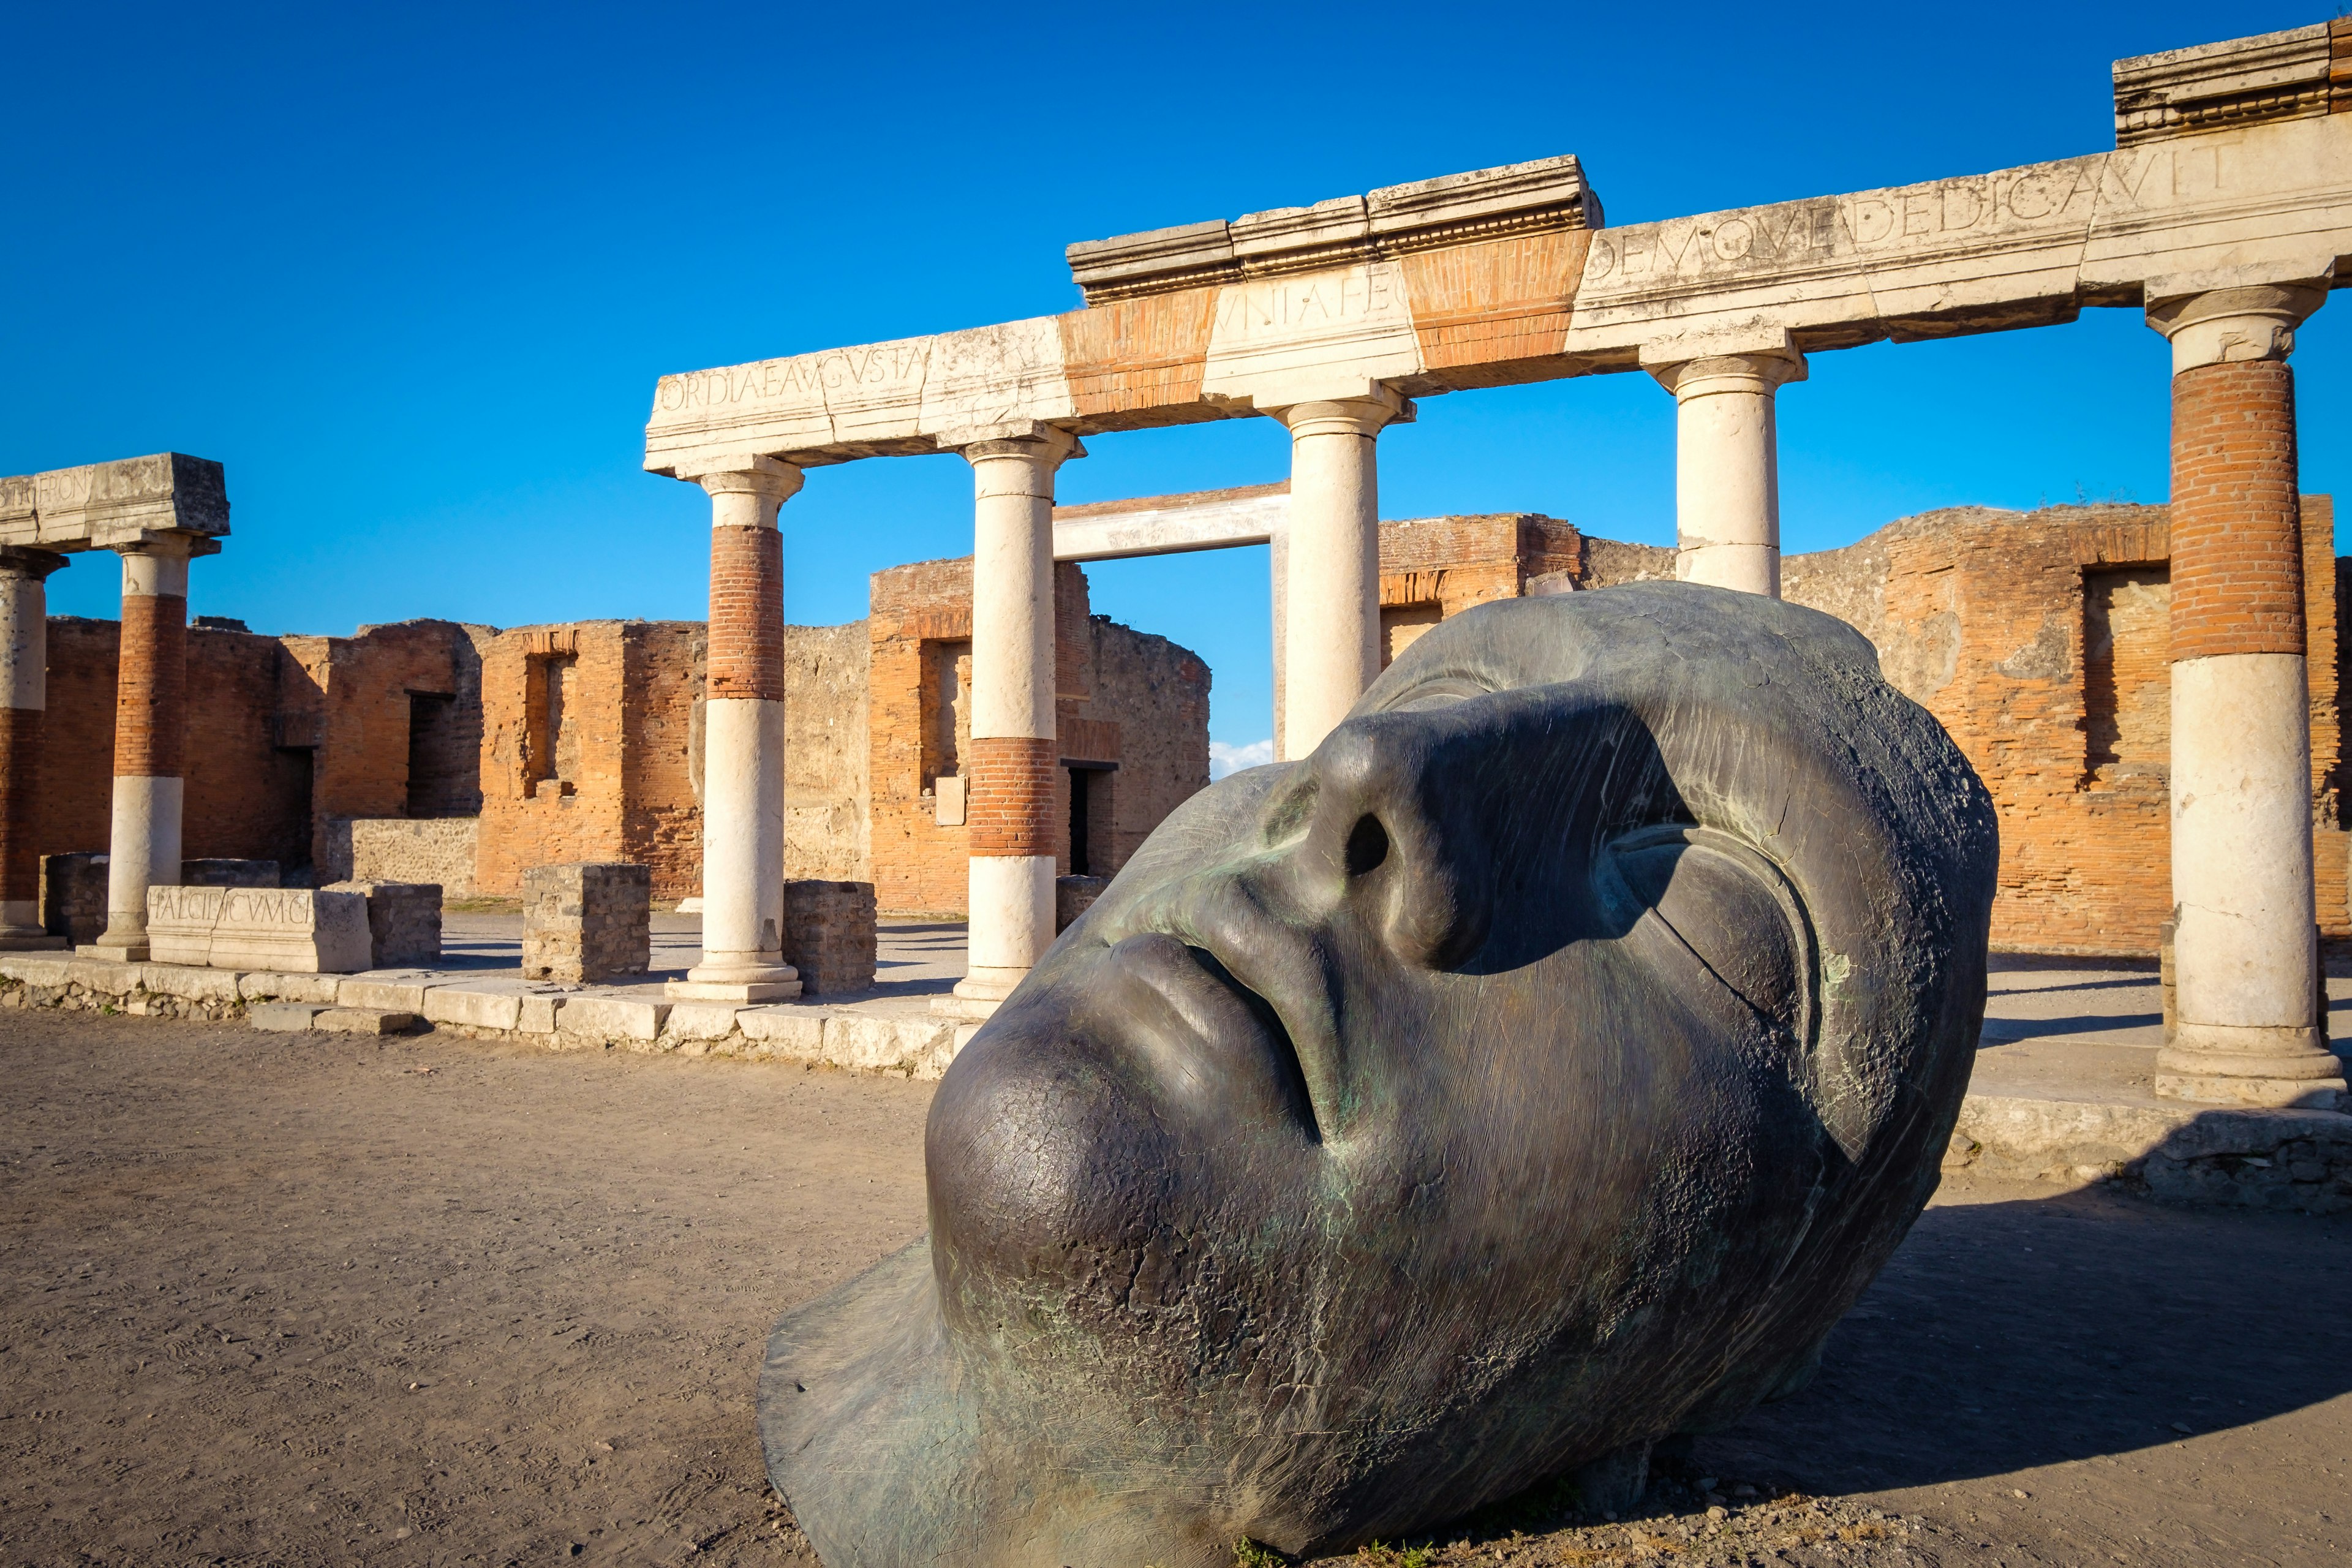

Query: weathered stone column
[
  {"left": 0, "top": 548, "right": 66, "bottom": 949},
  {"left": 946, "top": 428, "right": 1082, "bottom": 1018},
  {"left": 1643, "top": 337, "right": 1806, "bottom": 597},
  {"left": 2147, "top": 276, "right": 2342, "bottom": 1108},
  {"left": 87, "top": 539, "right": 193, "bottom": 960},
  {"left": 670, "top": 457, "right": 804, "bottom": 1003},
  {"left": 1277, "top": 392, "right": 1407, "bottom": 758}
]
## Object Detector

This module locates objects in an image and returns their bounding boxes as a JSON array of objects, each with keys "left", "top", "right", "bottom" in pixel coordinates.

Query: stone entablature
[
  {"left": 0, "top": 454, "right": 228, "bottom": 553},
  {"left": 643, "top": 25, "right": 2351, "bottom": 477},
  {"left": 2114, "top": 21, "right": 2352, "bottom": 146},
  {"left": 1063, "top": 154, "right": 1603, "bottom": 304}
]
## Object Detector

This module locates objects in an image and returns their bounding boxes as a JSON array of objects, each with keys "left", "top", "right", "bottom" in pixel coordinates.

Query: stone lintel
[
  {"left": 2114, "top": 23, "right": 2337, "bottom": 146},
  {"left": 1052, "top": 485, "right": 1289, "bottom": 562},
  {"left": 0, "top": 454, "right": 228, "bottom": 554},
  {"left": 1068, "top": 153, "right": 1599, "bottom": 305}
]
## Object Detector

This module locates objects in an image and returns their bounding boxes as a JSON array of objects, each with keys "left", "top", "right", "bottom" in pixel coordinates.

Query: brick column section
[
  {"left": 88, "top": 538, "right": 194, "bottom": 960},
  {"left": 0, "top": 548, "right": 66, "bottom": 949},
  {"left": 2147, "top": 278, "right": 2344, "bottom": 1109},
  {"left": 1275, "top": 391, "right": 1409, "bottom": 760},
  {"left": 944, "top": 426, "right": 1083, "bottom": 1020},
  {"left": 669, "top": 456, "right": 805, "bottom": 1004},
  {"left": 1642, "top": 334, "right": 1806, "bottom": 598}
]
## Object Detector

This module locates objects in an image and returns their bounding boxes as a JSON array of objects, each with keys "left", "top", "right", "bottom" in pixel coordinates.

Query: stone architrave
[{"left": 148, "top": 885, "right": 372, "bottom": 973}]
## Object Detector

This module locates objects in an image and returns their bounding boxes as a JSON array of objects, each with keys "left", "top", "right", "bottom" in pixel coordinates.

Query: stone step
[{"left": 247, "top": 1001, "right": 418, "bottom": 1036}]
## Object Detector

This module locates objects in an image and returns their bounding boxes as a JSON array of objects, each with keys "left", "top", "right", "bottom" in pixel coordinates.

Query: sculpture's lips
[{"left": 1097, "top": 931, "right": 1322, "bottom": 1140}]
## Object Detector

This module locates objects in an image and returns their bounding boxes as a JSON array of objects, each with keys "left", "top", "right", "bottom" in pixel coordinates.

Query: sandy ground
[{"left": 4, "top": 1009, "right": 2350, "bottom": 1567}]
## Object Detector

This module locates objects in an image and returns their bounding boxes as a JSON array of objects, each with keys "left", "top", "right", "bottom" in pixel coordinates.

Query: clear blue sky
[{"left": 4, "top": 2, "right": 2343, "bottom": 756}]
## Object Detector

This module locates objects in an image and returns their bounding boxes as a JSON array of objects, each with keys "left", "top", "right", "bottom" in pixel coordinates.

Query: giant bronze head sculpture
[{"left": 761, "top": 583, "right": 1998, "bottom": 1566}]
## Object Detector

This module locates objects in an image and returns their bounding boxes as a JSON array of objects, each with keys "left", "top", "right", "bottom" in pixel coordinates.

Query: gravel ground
[{"left": 2, "top": 1008, "right": 2348, "bottom": 1567}]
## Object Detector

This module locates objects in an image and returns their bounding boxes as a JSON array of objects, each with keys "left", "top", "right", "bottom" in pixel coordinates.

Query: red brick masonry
[
  {"left": 2171, "top": 360, "right": 2304, "bottom": 662},
  {"left": 0, "top": 707, "right": 39, "bottom": 906},
  {"left": 113, "top": 591, "right": 186, "bottom": 778},
  {"left": 707, "top": 526, "right": 784, "bottom": 702},
  {"left": 965, "top": 736, "right": 1058, "bottom": 857}
]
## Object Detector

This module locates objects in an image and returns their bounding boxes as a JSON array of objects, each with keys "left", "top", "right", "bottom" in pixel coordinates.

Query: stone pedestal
[
  {"left": 40, "top": 853, "right": 109, "bottom": 947},
  {"left": 524, "top": 862, "right": 652, "bottom": 984},
  {"left": 326, "top": 880, "right": 443, "bottom": 968},
  {"left": 88, "top": 540, "right": 196, "bottom": 961},
  {"left": 1644, "top": 337, "right": 1806, "bottom": 598},
  {"left": 149, "top": 885, "right": 372, "bottom": 973},
  {"left": 782, "top": 879, "right": 878, "bottom": 995},
  {"left": 2147, "top": 276, "right": 2344, "bottom": 1109},
  {"left": 946, "top": 429, "right": 1082, "bottom": 1020},
  {"left": 673, "top": 458, "right": 803, "bottom": 1003},
  {"left": 0, "top": 548, "right": 66, "bottom": 949},
  {"left": 1276, "top": 393, "right": 1405, "bottom": 759}
]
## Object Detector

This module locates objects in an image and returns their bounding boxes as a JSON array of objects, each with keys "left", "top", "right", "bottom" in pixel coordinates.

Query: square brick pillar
[
  {"left": 0, "top": 548, "right": 67, "bottom": 949},
  {"left": 2147, "top": 274, "right": 2344, "bottom": 1109}
]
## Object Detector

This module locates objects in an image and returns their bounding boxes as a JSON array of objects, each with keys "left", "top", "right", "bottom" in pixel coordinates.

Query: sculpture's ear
[{"left": 1594, "top": 824, "right": 1815, "bottom": 1047}]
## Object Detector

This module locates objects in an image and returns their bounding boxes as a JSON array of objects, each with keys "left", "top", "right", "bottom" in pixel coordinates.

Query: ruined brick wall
[
  {"left": 620, "top": 622, "right": 703, "bottom": 904},
  {"left": 1375, "top": 514, "right": 1582, "bottom": 667},
  {"left": 784, "top": 622, "right": 870, "bottom": 883},
  {"left": 867, "top": 557, "right": 1210, "bottom": 916},
  {"left": 1770, "top": 498, "right": 2348, "bottom": 955},
  {"left": 473, "top": 623, "right": 630, "bottom": 897},
  {"left": 40, "top": 619, "right": 311, "bottom": 870}
]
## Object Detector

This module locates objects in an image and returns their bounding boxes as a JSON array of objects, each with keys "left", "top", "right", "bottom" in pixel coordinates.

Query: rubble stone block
[
  {"left": 1056, "top": 875, "right": 1109, "bottom": 932},
  {"left": 782, "top": 880, "right": 878, "bottom": 994},
  {"left": 324, "top": 881, "right": 442, "bottom": 967},
  {"left": 522, "top": 862, "right": 651, "bottom": 983},
  {"left": 39, "top": 853, "right": 109, "bottom": 946}
]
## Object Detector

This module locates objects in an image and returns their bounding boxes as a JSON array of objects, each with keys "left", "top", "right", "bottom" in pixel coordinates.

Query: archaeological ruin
[{"left": 0, "top": 20, "right": 2346, "bottom": 1115}]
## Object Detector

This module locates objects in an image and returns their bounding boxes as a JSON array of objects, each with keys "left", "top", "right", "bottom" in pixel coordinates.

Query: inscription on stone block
[
  {"left": 1200, "top": 260, "right": 1423, "bottom": 405},
  {"left": 145, "top": 885, "right": 372, "bottom": 973}
]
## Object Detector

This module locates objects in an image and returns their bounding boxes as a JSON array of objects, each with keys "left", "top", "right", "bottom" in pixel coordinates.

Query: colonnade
[{"left": 0, "top": 530, "right": 207, "bottom": 960}]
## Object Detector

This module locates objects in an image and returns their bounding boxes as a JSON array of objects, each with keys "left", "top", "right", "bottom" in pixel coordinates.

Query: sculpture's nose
[{"left": 1262, "top": 712, "right": 1496, "bottom": 971}]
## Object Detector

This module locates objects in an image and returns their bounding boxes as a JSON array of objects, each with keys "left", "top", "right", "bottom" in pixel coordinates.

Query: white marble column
[
  {"left": 1643, "top": 341, "right": 1806, "bottom": 597},
  {"left": 2147, "top": 277, "right": 2342, "bottom": 1108},
  {"left": 1276, "top": 392, "right": 1406, "bottom": 758},
  {"left": 0, "top": 548, "right": 66, "bottom": 949},
  {"left": 88, "top": 538, "right": 194, "bottom": 960},
  {"left": 943, "top": 428, "right": 1083, "bottom": 1020},
  {"left": 1269, "top": 526, "right": 1289, "bottom": 764},
  {"left": 671, "top": 457, "right": 804, "bottom": 1003}
]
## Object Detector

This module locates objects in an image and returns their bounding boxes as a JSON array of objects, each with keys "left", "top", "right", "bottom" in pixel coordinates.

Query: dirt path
[{"left": 3, "top": 1009, "right": 2349, "bottom": 1567}]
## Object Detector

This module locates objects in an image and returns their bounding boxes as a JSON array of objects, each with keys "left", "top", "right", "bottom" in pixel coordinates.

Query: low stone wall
[
  {"left": 782, "top": 880, "right": 876, "bottom": 994},
  {"left": 39, "top": 853, "right": 108, "bottom": 945},
  {"left": 347, "top": 818, "right": 480, "bottom": 896},
  {"left": 522, "top": 862, "right": 649, "bottom": 983},
  {"left": 0, "top": 954, "right": 957, "bottom": 1077},
  {"left": 1946, "top": 1095, "right": 2352, "bottom": 1213}
]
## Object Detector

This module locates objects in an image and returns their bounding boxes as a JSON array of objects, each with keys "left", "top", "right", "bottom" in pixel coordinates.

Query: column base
[
  {"left": 2157, "top": 1025, "right": 2347, "bottom": 1109},
  {"left": 78, "top": 941, "right": 149, "bottom": 963},
  {"left": 933, "top": 966, "right": 1031, "bottom": 1022},
  {"left": 0, "top": 930, "right": 68, "bottom": 951},
  {"left": 669, "top": 951, "right": 800, "bottom": 1003}
]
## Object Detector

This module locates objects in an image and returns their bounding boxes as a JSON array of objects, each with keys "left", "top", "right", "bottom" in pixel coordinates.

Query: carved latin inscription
[{"left": 1200, "top": 260, "right": 1424, "bottom": 406}]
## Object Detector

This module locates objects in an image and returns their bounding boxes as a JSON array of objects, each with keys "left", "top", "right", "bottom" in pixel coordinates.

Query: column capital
[
  {"left": 948, "top": 423, "right": 1086, "bottom": 469},
  {"left": 0, "top": 546, "right": 67, "bottom": 582},
  {"left": 1641, "top": 328, "right": 1807, "bottom": 397},
  {"left": 681, "top": 453, "right": 804, "bottom": 505},
  {"left": 2146, "top": 270, "right": 2330, "bottom": 374},
  {"left": 109, "top": 530, "right": 217, "bottom": 562},
  {"left": 1268, "top": 388, "right": 1413, "bottom": 439}
]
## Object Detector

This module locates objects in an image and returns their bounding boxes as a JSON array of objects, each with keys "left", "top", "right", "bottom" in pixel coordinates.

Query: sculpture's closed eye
[{"left": 1595, "top": 823, "right": 1815, "bottom": 1045}]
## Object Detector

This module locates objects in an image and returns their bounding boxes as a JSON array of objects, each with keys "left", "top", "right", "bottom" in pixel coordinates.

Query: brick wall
[
  {"left": 1773, "top": 498, "right": 2347, "bottom": 954},
  {"left": 867, "top": 557, "right": 1211, "bottom": 916}
]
